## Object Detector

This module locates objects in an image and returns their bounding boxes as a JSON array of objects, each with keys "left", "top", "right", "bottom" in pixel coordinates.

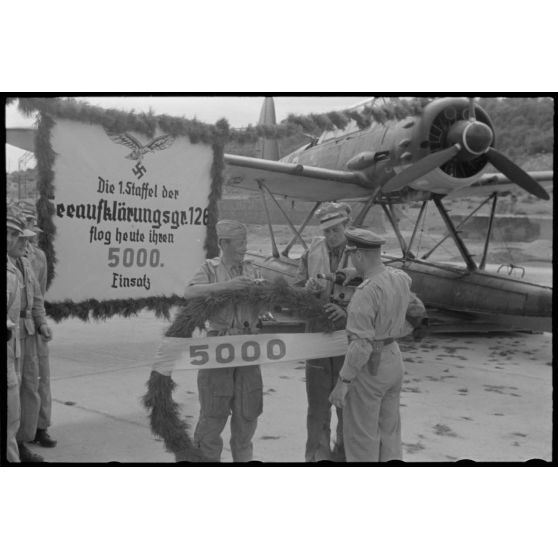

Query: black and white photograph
[{"left": 4, "top": 95, "right": 553, "bottom": 464}]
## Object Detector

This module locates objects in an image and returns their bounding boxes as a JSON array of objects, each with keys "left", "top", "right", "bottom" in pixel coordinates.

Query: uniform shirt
[
  {"left": 14, "top": 256, "right": 47, "bottom": 336},
  {"left": 7, "top": 258, "right": 22, "bottom": 360},
  {"left": 341, "top": 266, "right": 411, "bottom": 381},
  {"left": 295, "top": 239, "right": 346, "bottom": 285},
  {"left": 26, "top": 244, "right": 47, "bottom": 296},
  {"left": 187, "top": 257, "right": 261, "bottom": 333}
]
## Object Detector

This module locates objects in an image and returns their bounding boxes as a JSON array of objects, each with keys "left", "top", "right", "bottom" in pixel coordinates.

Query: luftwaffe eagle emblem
[{"left": 105, "top": 130, "right": 175, "bottom": 162}]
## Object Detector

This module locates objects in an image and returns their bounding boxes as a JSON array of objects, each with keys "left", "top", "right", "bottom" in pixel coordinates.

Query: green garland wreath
[
  {"left": 142, "top": 277, "right": 334, "bottom": 462},
  {"left": 228, "top": 97, "right": 434, "bottom": 144}
]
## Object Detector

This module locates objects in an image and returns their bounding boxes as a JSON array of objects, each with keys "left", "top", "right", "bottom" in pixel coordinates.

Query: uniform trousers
[
  {"left": 16, "top": 334, "right": 41, "bottom": 443},
  {"left": 36, "top": 334, "right": 52, "bottom": 429},
  {"left": 194, "top": 365, "right": 263, "bottom": 462},
  {"left": 343, "top": 342, "right": 404, "bottom": 462},
  {"left": 6, "top": 347, "right": 21, "bottom": 462},
  {"left": 305, "top": 356, "right": 345, "bottom": 461}
]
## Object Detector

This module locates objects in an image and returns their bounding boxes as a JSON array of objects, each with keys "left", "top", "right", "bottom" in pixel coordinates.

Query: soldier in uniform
[
  {"left": 329, "top": 227, "right": 417, "bottom": 462},
  {"left": 185, "top": 220, "right": 264, "bottom": 462},
  {"left": 294, "top": 202, "right": 352, "bottom": 462},
  {"left": 21, "top": 208, "right": 57, "bottom": 448},
  {"left": 6, "top": 215, "right": 35, "bottom": 462},
  {"left": 7, "top": 210, "right": 53, "bottom": 462}
]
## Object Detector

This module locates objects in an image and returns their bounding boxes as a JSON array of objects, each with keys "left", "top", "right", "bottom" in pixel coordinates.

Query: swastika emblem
[{"left": 132, "top": 161, "right": 147, "bottom": 179}]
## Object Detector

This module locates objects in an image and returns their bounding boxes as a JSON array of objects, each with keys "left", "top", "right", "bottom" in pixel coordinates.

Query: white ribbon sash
[{"left": 152, "top": 331, "right": 348, "bottom": 375}]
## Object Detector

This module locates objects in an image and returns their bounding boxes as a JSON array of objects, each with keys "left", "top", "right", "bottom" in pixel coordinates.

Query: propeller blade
[
  {"left": 486, "top": 148, "right": 550, "bottom": 200},
  {"left": 469, "top": 97, "right": 476, "bottom": 121},
  {"left": 382, "top": 144, "right": 461, "bottom": 193}
]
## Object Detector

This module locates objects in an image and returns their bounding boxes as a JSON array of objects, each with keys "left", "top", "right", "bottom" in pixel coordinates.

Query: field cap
[
  {"left": 7, "top": 214, "right": 36, "bottom": 238},
  {"left": 316, "top": 202, "right": 351, "bottom": 230},
  {"left": 345, "top": 227, "right": 385, "bottom": 251},
  {"left": 216, "top": 219, "right": 247, "bottom": 239},
  {"left": 20, "top": 210, "right": 42, "bottom": 231}
]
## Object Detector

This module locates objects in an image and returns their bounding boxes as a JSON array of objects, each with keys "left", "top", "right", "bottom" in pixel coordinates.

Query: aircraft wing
[
  {"left": 445, "top": 170, "right": 553, "bottom": 200},
  {"left": 6, "top": 128, "right": 36, "bottom": 152},
  {"left": 224, "top": 154, "right": 372, "bottom": 201}
]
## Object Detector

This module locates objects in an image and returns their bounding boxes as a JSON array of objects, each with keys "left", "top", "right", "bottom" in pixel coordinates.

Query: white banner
[
  {"left": 46, "top": 119, "right": 213, "bottom": 302},
  {"left": 153, "top": 331, "right": 349, "bottom": 374}
]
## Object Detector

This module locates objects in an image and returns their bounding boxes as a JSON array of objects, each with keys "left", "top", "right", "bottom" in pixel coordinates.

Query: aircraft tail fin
[{"left": 258, "top": 97, "right": 280, "bottom": 161}]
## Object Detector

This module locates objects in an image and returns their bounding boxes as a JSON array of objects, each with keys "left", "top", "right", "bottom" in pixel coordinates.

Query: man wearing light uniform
[
  {"left": 21, "top": 207, "right": 57, "bottom": 448},
  {"left": 186, "top": 220, "right": 263, "bottom": 462},
  {"left": 329, "top": 227, "right": 415, "bottom": 462},
  {"left": 294, "top": 202, "right": 352, "bottom": 462},
  {"left": 6, "top": 214, "right": 35, "bottom": 462},
  {"left": 7, "top": 211, "right": 53, "bottom": 462}
]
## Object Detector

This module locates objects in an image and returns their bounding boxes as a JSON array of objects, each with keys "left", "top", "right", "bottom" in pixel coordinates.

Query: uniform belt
[
  {"left": 20, "top": 310, "right": 31, "bottom": 318},
  {"left": 347, "top": 335, "right": 394, "bottom": 346}
]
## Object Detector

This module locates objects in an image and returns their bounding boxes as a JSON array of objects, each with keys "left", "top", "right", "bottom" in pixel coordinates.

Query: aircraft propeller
[
  {"left": 382, "top": 98, "right": 550, "bottom": 200},
  {"left": 484, "top": 147, "right": 550, "bottom": 200}
]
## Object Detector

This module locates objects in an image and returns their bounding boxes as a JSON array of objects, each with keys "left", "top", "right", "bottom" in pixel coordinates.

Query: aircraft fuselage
[{"left": 280, "top": 97, "right": 495, "bottom": 197}]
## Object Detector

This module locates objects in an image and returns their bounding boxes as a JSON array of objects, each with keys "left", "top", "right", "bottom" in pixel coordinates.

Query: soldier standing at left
[
  {"left": 7, "top": 210, "right": 53, "bottom": 462},
  {"left": 186, "top": 220, "right": 264, "bottom": 462},
  {"left": 6, "top": 215, "right": 34, "bottom": 462},
  {"left": 21, "top": 208, "right": 57, "bottom": 448}
]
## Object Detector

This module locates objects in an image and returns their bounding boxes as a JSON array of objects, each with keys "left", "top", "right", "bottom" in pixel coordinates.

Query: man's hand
[
  {"left": 227, "top": 276, "right": 256, "bottom": 291},
  {"left": 324, "top": 303, "right": 346, "bottom": 322},
  {"left": 305, "top": 277, "right": 324, "bottom": 294},
  {"left": 39, "top": 324, "right": 53, "bottom": 342},
  {"left": 329, "top": 378, "right": 349, "bottom": 408}
]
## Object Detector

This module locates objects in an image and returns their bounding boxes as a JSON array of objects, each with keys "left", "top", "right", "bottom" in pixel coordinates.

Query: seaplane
[{"left": 224, "top": 97, "right": 553, "bottom": 333}]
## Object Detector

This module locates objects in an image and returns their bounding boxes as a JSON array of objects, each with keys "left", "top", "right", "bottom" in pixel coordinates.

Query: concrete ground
[{"left": 26, "top": 310, "right": 552, "bottom": 463}]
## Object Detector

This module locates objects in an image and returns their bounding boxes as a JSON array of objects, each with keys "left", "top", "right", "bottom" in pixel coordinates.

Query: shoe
[
  {"left": 331, "top": 445, "right": 346, "bottom": 463},
  {"left": 17, "top": 443, "right": 45, "bottom": 463},
  {"left": 33, "top": 429, "right": 57, "bottom": 448}
]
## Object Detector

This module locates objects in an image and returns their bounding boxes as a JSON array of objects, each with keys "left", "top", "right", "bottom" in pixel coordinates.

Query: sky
[{"left": 5, "top": 96, "right": 370, "bottom": 171}]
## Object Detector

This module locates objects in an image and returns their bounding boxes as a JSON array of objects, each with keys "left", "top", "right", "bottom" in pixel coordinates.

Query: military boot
[
  {"left": 33, "top": 429, "right": 57, "bottom": 448},
  {"left": 17, "top": 443, "right": 45, "bottom": 463}
]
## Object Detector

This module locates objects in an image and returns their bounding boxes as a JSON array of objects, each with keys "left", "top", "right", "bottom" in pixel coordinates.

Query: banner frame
[{"left": 17, "top": 97, "right": 227, "bottom": 322}]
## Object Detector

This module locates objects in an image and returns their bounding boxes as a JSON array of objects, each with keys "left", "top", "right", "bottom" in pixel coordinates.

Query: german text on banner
[
  {"left": 45, "top": 119, "right": 213, "bottom": 303},
  {"left": 153, "top": 331, "right": 349, "bottom": 375}
]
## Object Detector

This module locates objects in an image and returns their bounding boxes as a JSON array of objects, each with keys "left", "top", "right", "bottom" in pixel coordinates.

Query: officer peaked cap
[{"left": 344, "top": 227, "right": 385, "bottom": 251}]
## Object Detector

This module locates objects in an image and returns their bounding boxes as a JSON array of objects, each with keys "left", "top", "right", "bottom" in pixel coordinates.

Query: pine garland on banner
[{"left": 143, "top": 277, "right": 333, "bottom": 462}]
